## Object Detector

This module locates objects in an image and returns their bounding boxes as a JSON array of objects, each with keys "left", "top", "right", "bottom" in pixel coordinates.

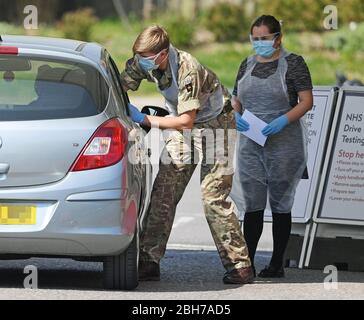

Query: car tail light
[
  {"left": 70, "top": 118, "right": 128, "bottom": 172},
  {"left": 0, "top": 46, "right": 19, "bottom": 55}
]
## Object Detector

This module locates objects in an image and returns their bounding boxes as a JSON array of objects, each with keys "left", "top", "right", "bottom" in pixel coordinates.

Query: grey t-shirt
[{"left": 233, "top": 53, "right": 313, "bottom": 107}]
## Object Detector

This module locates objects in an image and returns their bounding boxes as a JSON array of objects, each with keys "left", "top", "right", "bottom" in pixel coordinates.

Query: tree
[
  {"left": 143, "top": 0, "right": 153, "bottom": 20},
  {"left": 112, "top": 0, "right": 132, "bottom": 31}
]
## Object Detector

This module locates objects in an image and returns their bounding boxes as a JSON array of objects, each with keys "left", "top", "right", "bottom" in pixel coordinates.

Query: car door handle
[{"left": 0, "top": 163, "right": 10, "bottom": 174}]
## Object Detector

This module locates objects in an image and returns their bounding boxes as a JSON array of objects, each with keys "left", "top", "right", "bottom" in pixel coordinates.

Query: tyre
[{"left": 103, "top": 230, "right": 139, "bottom": 290}]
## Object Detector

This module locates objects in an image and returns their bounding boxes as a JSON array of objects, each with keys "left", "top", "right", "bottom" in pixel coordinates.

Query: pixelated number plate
[{"left": 0, "top": 205, "right": 36, "bottom": 225}]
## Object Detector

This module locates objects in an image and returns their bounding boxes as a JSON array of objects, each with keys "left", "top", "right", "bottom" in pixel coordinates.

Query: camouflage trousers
[{"left": 140, "top": 110, "right": 251, "bottom": 272}]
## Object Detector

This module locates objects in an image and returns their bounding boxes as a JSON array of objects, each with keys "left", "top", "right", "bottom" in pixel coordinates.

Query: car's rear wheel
[{"left": 103, "top": 230, "right": 139, "bottom": 291}]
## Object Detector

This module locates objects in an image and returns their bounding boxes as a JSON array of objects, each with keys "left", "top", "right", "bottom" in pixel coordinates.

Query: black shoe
[
  {"left": 139, "top": 261, "right": 160, "bottom": 281},
  {"left": 223, "top": 266, "right": 255, "bottom": 285},
  {"left": 258, "top": 265, "right": 285, "bottom": 278}
]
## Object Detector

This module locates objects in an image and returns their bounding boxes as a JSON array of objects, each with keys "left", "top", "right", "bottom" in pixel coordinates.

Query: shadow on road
[{"left": 0, "top": 250, "right": 362, "bottom": 292}]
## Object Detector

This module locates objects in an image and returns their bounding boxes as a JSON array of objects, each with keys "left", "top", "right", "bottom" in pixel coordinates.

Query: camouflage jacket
[{"left": 120, "top": 46, "right": 231, "bottom": 116}]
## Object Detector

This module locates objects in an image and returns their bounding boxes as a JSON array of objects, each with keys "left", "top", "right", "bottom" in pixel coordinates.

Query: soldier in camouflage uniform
[{"left": 120, "top": 25, "right": 253, "bottom": 284}]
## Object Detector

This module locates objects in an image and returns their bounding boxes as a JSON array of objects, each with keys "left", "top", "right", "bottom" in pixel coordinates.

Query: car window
[
  {"left": 0, "top": 56, "right": 109, "bottom": 121},
  {"left": 107, "top": 56, "right": 130, "bottom": 116}
]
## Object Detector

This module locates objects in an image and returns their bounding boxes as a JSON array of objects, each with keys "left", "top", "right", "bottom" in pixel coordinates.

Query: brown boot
[
  {"left": 223, "top": 266, "right": 255, "bottom": 285},
  {"left": 139, "top": 261, "right": 160, "bottom": 281}
]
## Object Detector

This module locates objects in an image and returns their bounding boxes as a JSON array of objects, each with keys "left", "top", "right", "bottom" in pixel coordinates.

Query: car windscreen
[{"left": 0, "top": 55, "right": 109, "bottom": 121}]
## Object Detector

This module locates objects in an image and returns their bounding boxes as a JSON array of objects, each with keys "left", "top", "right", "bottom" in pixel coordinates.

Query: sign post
[{"left": 306, "top": 87, "right": 364, "bottom": 267}]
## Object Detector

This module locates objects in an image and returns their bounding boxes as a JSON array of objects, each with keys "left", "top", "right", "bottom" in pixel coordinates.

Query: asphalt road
[
  {"left": 0, "top": 95, "right": 363, "bottom": 300},
  {"left": 0, "top": 250, "right": 363, "bottom": 300}
]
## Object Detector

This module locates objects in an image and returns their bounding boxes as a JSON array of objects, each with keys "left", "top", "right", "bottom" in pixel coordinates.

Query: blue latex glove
[
  {"left": 128, "top": 103, "right": 146, "bottom": 125},
  {"left": 262, "top": 115, "right": 289, "bottom": 136},
  {"left": 235, "top": 112, "right": 250, "bottom": 132}
]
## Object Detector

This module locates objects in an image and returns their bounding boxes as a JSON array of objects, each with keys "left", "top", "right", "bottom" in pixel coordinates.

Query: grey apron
[{"left": 231, "top": 48, "right": 308, "bottom": 214}]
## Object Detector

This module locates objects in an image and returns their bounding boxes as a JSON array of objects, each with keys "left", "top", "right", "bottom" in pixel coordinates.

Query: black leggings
[{"left": 243, "top": 211, "right": 292, "bottom": 269}]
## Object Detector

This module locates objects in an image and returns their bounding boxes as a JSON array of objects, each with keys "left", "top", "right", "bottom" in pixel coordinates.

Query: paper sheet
[{"left": 240, "top": 110, "right": 268, "bottom": 147}]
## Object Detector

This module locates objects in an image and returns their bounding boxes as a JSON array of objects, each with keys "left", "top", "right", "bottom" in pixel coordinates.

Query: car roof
[{"left": 0, "top": 35, "right": 105, "bottom": 64}]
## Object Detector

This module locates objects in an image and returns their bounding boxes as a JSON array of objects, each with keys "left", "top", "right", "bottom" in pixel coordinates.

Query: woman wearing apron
[
  {"left": 232, "top": 15, "right": 313, "bottom": 278},
  {"left": 121, "top": 26, "right": 253, "bottom": 284}
]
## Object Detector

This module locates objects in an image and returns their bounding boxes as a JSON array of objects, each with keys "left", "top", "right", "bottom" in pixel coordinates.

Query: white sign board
[{"left": 314, "top": 88, "right": 364, "bottom": 225}]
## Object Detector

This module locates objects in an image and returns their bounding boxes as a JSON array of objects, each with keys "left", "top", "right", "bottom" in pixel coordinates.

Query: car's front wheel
[{"left": 103, "top": 230, "right": 139, "bottom": 291}]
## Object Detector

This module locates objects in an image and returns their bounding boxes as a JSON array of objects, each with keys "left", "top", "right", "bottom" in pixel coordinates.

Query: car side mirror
[
  {"left": 140, "top": 106, "right": 170, "bottom": 133},
  {"left": 141, "top": 106, "right": 169, "bottom": 117}
]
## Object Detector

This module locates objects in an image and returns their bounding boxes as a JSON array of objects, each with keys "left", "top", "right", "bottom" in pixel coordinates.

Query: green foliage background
[{"left": 1, "top": 0, "right": 363, "bottom": 95}]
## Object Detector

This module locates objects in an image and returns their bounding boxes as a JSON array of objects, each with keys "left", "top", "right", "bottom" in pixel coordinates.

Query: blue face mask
[
  {"left": 138, "top": 58, "right": 159, "bottom": 72},
  {"left": 137, "top": 51, "right": 164, "bottom": 72},
  {"left": 253, "top": 40, "right": 277, "bottom": 58}
]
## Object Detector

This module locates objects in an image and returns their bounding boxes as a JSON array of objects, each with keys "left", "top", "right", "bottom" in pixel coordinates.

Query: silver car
[{"left": 0, "top": 35, "right": 153, "bottom": 290}]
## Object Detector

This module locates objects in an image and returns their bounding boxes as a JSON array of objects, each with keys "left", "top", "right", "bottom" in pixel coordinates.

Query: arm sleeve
[
  {"left": 177, "top": 70, "right": 201, "bottom": 115},
  {"left": 233, "top": 59, "right": 248, "bottom": 97},
  {"left": 290, "top": 55, "right": 313, "bottom": 93},
  {"left": 119, "top": 57, "right": 148, "bottom": 91}
]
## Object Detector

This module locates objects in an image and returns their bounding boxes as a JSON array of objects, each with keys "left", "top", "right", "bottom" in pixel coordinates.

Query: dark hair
[{"left": 250, "top": 15, "right": 281, "bottom": 34}]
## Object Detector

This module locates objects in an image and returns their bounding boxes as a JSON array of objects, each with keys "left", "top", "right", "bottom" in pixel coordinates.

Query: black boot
[
  {"left": 223, "top": 266, "right": 255, "bottom": 285},
  {"left": 258, "top": 265, "right": 285, "bottom": 278},
  {"left": 139, "top": 261, "right": 160, "bottom": 281}
]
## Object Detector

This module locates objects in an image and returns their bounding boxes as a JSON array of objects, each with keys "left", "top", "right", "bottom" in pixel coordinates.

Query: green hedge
[
  {"left": 324, "top": 23, "right": 364, "bottom": 54},
  {"left": 203, "top": 3, "right": 248, "bottom": 42},
  {"left": 162, "top": 16, "right": 196, "bottom": 48},
  {"left": 257, "top": 0, "right": 364, "bottom": 32},
  {"left": 59, "top": 8, "right": 98, "bottom": 42}
]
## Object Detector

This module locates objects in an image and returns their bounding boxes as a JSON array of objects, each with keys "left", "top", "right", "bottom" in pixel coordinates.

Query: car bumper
[{"left": 0, "top": 163, "right": 139, "bottom": 257}]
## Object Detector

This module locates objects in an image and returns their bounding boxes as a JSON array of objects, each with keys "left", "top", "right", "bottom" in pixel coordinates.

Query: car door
[{"left": 107, "top": 55, "right": 153, "bottom": 221}]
